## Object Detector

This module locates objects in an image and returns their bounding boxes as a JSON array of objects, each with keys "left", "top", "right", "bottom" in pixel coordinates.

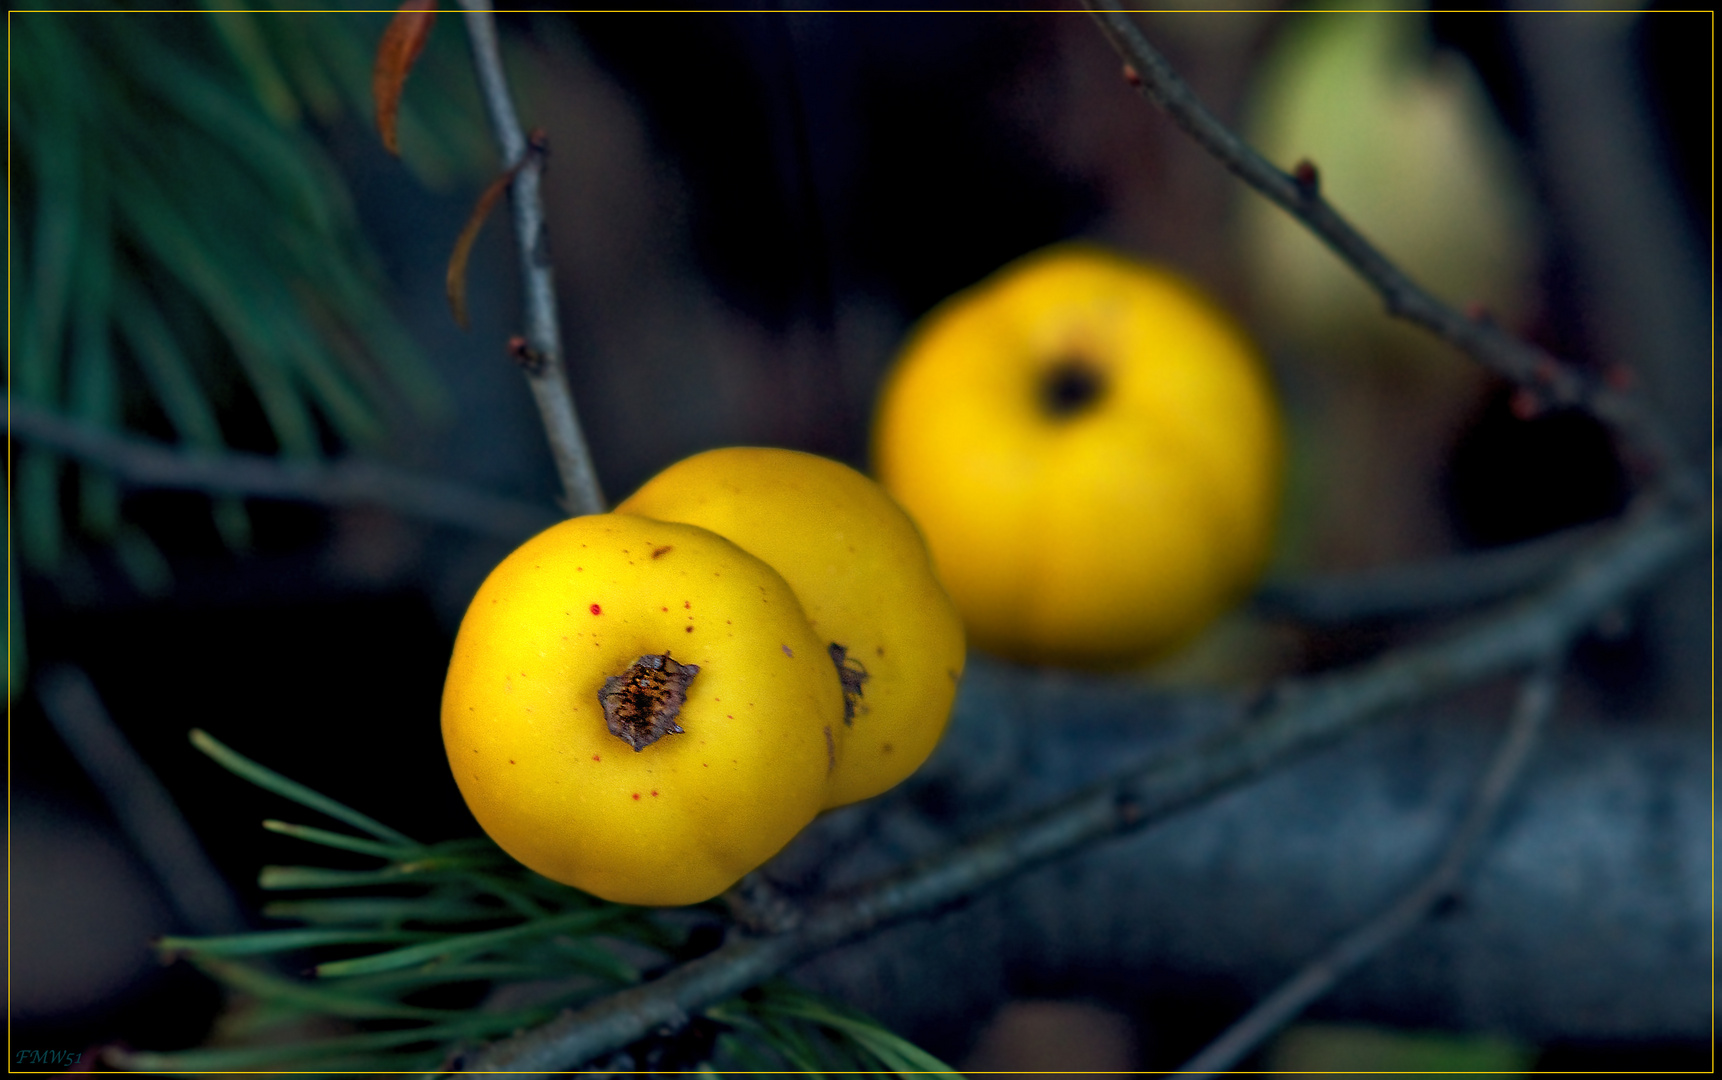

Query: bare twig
[
  {"left": 456, "top": 4, "right": 605, "bottom": 516},
  {"left": 1083, "top": 1, "right": 1695, "bottom": 495},
  {"left": 1177, "top": 659, "right": 1563, "bottom": 1078},
  {"left": 37, "top": 665, "right": 251, "bottom": 937},
  {"left": 6, "top": 400, "right": 559, "bottom": 539},
  {"left": 1253, "top": 522, "right": 1604, "bottom": 625},
  {"left": 460, "top": 497, "right": 1700, "bottom": 1074}
]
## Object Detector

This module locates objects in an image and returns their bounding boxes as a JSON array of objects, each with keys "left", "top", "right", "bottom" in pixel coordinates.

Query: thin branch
[
  {"left": 6, "top": 400, "right": 559, "bottom": 539},
  {"left": 1082, "top": 1, "right": 1696, "bottom": 496},
  {"left": 1253, "top": 522, "right": 1604, "bottom": 625},
  {"left": 1178, "top": 659, "right": 1563, "bottom": 1078},
  {"left": 460, "top": 496, "right": 1701, "bottom": 1074},
  {"left": 37, "top": 665, "right": 251, "bottom": 937},
  {"left": 456, "top": 3, "right": 605, "bottom": 516}
]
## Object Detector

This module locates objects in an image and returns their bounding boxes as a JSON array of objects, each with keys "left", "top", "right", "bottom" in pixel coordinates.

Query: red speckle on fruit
[
  {"left": 632, "top": 792, "right": 641, "bottom": 800},
  {"left": 882, "top": 743, "right": 894, "bottom": 754},
  {"left": 685, "top": 625, "right": 694, "bottom": 633},
  {"left": 652, "top": 546, "right": 673, "bottom": 559},
  {"left": 684, "top": 601, "right": 691, "bottom": 609},
  {"left": 509, "top": 759, "right": 516, "bottom": 764},
  {"left": 592, "top": 754, "right": 601, "bottom": 761},
  {"left": 662, "top": 606, "right": 669, "bottom": 612},
  {"left": 590, "top": 603, "right": 602, "bottom": 615},
  {"left": 650, "top": 790, "right": 659, "bottom": 797}
]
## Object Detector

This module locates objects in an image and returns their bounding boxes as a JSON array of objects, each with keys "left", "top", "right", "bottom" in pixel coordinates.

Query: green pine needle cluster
[
  {"left": 8, "top": 7, "right": 487, "bottom": 586},
  {"left": 111, "top": 729, "right": 959, "bottom": 1077}
]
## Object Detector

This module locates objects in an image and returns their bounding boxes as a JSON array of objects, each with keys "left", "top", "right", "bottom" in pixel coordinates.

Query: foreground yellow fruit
[
  {"left": 874, "top": 243, "right": 1283, "bottom": 667},
  {"left": 618, "top": 447, "right": 965, "bottom": 808},
  {"left": 441, "top": 514, "right": 844, "bottom": 906}
]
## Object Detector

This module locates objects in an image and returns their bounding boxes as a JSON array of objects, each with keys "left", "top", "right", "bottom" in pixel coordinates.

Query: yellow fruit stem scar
[
  {"left": 598, "top": 652, "right": 700, "bottom": 752},
  {"left": 1038, "top": 356, "right": 1108, "bottom": 419}
]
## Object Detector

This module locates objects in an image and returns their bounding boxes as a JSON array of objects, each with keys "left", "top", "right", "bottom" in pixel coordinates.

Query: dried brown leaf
[
  {"left": 372, "top": 0, "right": 437, "bottom": 156},
  {"left": 446, "top": 164, "right": 518, "bottom": 329}
]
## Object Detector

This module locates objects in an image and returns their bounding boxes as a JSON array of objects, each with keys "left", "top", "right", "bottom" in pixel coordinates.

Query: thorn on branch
[
  {"left": 1122, "top": 62, "right": 1143, "bottom": 88},
  {"left": 508, "top": 335, "right": 548, "bottom": 376},
  {"left": 1464, "top": 301, "right": 1494, "bottom": 325},
  {"left": 1291, "top": 158, "right": 1320, "bottom": 198}
]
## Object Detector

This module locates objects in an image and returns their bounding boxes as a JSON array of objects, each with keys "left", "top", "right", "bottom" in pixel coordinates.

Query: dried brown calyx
[
  {"left": 599, "top": 652, "right": 700, "bottom": 752},
  {"left": 827, "top": 643, "right": 869, "bottom": 726}
]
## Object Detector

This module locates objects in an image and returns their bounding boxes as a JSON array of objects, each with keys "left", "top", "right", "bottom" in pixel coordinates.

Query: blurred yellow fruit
[
  {"left": 619, "top": 447, "right": 965, "bottom": 808},
  {"left": 873, "top": 243, "right": 1283, "bottom": 667},
  {"left": 441, "top": 514, "right": 843, "bottom": 906},
  {"left": 1237, "top": 12, "right": 1536, "bottom": 359}
]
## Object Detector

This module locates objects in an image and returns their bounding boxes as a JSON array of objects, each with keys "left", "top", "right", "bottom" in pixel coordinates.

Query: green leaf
[
  {"left": 191, "top": 956, "right": 456, "bottom": 1020},
  {"left": 262, "top": 895, "right": 507, "bottom": 927},
  {"left": 747, "top": 984, "right": 964, "bottom": 1079},
  {"left": 8, "top": 549, "right": 27, "bottom": 702},
  {"left": 18, "top": 19, "right": 83, "bottom": 406},
  {"left": 107, "top": 153, "right": 319, "bottom": 457},
  {"left": 315, "top": 908, "right": 623, "bottom": 978},
  {"left": 111, "top": 276, "right": 225, "bottom": 450},
  {"left": 111, "top": 524, "right": 173, "bottom": 598},
  {"left": 262, "top": 818, "right": 418, "bottom": 860},
  {"left": 200, "top": 7, "right": 301, "bottom": 125},
  {"left": 17, "top": 449, "right": 64, "bottom": 574},
  {"left": 68, "top": 180, "right": 120, "bottom": 539},
  {"left": 161, "top": 926, "right": 440, "bottom": 958},
  {"left": 190, "top": 728, "right": 418, "bottom": 847}
]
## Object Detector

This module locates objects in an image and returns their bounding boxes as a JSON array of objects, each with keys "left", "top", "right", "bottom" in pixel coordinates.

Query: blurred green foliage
[{"left": 7, "top": 6, "right": 489, "bottom": 579}]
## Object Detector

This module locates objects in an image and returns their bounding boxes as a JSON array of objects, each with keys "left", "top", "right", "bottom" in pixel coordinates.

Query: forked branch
[{"left": 1083, "top": 1, "right": 1695, "bottom": 495}]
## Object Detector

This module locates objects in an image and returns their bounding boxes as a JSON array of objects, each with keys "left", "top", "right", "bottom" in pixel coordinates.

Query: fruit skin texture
[
  {"left": 441, "top": 514, "right": 844, "bottom": 906},
  {"left": 618, "top": 448, "right": 966, "bottom": 809},
  {"left": 873, "top": 243, "right": 1283, "bottom": 667}
]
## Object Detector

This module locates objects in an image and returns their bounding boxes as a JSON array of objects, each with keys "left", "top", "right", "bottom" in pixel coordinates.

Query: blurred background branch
[{"left": 9, "top": 399, "right": 557, "bottom": 539}]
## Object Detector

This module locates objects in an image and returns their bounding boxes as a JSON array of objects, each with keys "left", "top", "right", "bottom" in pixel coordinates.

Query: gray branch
[
  {"left": 6, "top": 400, "right": 559, "bottom": 539},
  {"left": 1082, "top": 0, "right": 1695, "bottom": 495},
  {"left": 1253, "top": 522, "right": 1604, "bottom": 624},
  {"left": 1178, "top": 659, "right": 1562, "bottom": 1077},
  {"left": 457, "top": 3, "right": 606, "bottom": 516},
  {"left": 38, "top": 665, "right": 251, "bottom": 938},
  {"left": 462, "top": 496, "right": 1701, "bottom": 1074}
]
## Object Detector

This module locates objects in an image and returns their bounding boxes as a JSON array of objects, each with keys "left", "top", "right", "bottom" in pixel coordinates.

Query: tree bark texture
[{"left": 771, "top": 656, "right": 1709, "bottom": 1061}]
